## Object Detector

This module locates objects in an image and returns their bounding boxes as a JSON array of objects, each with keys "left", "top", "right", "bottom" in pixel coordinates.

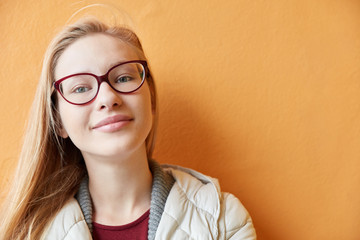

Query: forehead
[{"left": 54, "top": 33, "right": 139, "bottom": 79}]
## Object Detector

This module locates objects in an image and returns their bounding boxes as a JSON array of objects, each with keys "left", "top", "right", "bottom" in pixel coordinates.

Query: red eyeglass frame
[{"left": 53, "top": 60, "right": 148, "bottom": 105}]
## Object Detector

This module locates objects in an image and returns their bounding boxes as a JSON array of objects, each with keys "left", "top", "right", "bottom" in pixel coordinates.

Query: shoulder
[
  {"left": 162, "top": 164, "right": 222, "bottom": 213},
  {"left": 158, "top": 164, "right": 256, "bottom": 239},
  {"left": 219, "top": 192, "right": 257, "bottom": 239},
  {"left": 42, "top": 198, "right": 92, "bottom": 240}
]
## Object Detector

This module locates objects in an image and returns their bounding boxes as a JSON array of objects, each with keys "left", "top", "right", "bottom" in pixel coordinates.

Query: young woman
[{"left": 0, "top": 18, "right": 256, "bottom": 239}]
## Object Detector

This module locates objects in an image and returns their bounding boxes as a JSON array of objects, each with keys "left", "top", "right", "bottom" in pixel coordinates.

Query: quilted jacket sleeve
[{"left": 220, "top": 192, "right": 256, "bottom": 240}]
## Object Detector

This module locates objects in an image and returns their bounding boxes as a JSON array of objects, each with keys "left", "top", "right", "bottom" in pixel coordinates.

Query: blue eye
[
  {"left": 116, "top": 76, "right": 133, "bottom": 83},
  {"left": 74, "top": 86, "right": 90, "bottom": 93}
]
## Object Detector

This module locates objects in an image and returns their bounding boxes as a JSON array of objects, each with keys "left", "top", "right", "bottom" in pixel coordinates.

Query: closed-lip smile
[{"left": 93, "top": 114, "right": 133, "bottom": 132}]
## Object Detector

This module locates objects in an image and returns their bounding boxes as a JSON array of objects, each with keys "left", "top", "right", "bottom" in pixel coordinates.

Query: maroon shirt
[{"left": 93, "top": 210, "right": 150, "bottom": 240}]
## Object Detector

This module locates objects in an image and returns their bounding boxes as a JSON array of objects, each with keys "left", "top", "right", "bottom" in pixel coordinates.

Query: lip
[{"left": 92, "top": 114, "right": 133, "bottom": 132}]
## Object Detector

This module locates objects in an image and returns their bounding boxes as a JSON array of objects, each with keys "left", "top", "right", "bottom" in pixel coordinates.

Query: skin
[{"left": 54, "top": 33, "right": 153, "bottom": 225}]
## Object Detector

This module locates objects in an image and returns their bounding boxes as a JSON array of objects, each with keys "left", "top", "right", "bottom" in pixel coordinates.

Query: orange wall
[{"left": 1, "top": 1, "right": 360, "bottom": 239}]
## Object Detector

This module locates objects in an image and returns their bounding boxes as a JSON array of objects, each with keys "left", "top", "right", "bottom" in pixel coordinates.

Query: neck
[{"left": 84, "top": 145, "right": 152, "bottom": 225}]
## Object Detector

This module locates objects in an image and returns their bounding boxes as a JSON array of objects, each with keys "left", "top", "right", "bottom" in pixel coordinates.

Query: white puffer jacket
[{"left": 43, "top": 165, "right": 256, "bottom": 239}]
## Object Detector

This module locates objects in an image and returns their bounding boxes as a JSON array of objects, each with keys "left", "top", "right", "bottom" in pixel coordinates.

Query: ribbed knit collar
[{"left": 75, "top": 160, "right": 175, "bottom": 240}]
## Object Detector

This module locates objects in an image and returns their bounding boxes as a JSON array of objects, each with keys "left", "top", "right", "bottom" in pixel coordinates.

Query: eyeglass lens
[{"left": 59, "top": 62, "right": 145, "bottom": 104}]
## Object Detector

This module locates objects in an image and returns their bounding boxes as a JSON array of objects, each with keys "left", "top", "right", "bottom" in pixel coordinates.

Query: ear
[
  {"left": 51, "top": 92, "right": 69, "bottom": 139},
  {"left": 58, "top": 125, "right": 69, "bottom": 139},
  {"left": 54, "top": 113, "right": 69, "bottom": 138}
]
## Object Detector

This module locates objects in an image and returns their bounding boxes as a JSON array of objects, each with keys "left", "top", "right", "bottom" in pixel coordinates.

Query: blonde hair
[{"left": 0, "top": 18, "right": 157, "bottom": 240}]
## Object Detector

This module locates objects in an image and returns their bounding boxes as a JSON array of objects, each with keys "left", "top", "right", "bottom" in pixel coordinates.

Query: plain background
[{"left": 0, "top": 0, "right": 360, "bottom": 239}]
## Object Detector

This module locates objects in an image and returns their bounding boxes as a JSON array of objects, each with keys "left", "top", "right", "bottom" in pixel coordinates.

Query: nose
[{"left": 95, "top": 82, "right": 123, "bottom": 110}]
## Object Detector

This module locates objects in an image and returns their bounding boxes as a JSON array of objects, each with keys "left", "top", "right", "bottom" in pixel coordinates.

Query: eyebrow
[
  {"left": 108, "top": 60, "right": 128, "bottom": 69},
  {"left": 57, "top": 59, "right": 132, "bottom": 79}
]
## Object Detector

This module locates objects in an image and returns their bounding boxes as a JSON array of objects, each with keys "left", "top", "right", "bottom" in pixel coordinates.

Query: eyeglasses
[{"left": 54, "top": 60, "right": 147, "bottom": 105}]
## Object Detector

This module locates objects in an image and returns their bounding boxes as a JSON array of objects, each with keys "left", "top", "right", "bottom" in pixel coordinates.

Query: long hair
[{"left": 0, "top": 18, "right": 157, "bottom": 240}]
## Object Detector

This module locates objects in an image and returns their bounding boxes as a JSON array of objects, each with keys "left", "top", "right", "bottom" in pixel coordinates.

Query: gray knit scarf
[{"left": 75, "top": 160, "right": 175, "bottom": 240}]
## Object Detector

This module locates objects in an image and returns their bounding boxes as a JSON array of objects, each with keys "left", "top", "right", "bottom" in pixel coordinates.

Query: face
[{"left": 54, "top": 33, "right": 153, "bottom": 161}]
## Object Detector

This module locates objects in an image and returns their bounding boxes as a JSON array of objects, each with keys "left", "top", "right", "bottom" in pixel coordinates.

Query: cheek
[
  {"left": 140, "top": 84, "right": 153, "bottom": 126},
  {"left": 57, "top": 99, "right": 88, "bottom": 138},
  {"left": 129, "top": 83, "right": 153, "bottom": 137}
]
